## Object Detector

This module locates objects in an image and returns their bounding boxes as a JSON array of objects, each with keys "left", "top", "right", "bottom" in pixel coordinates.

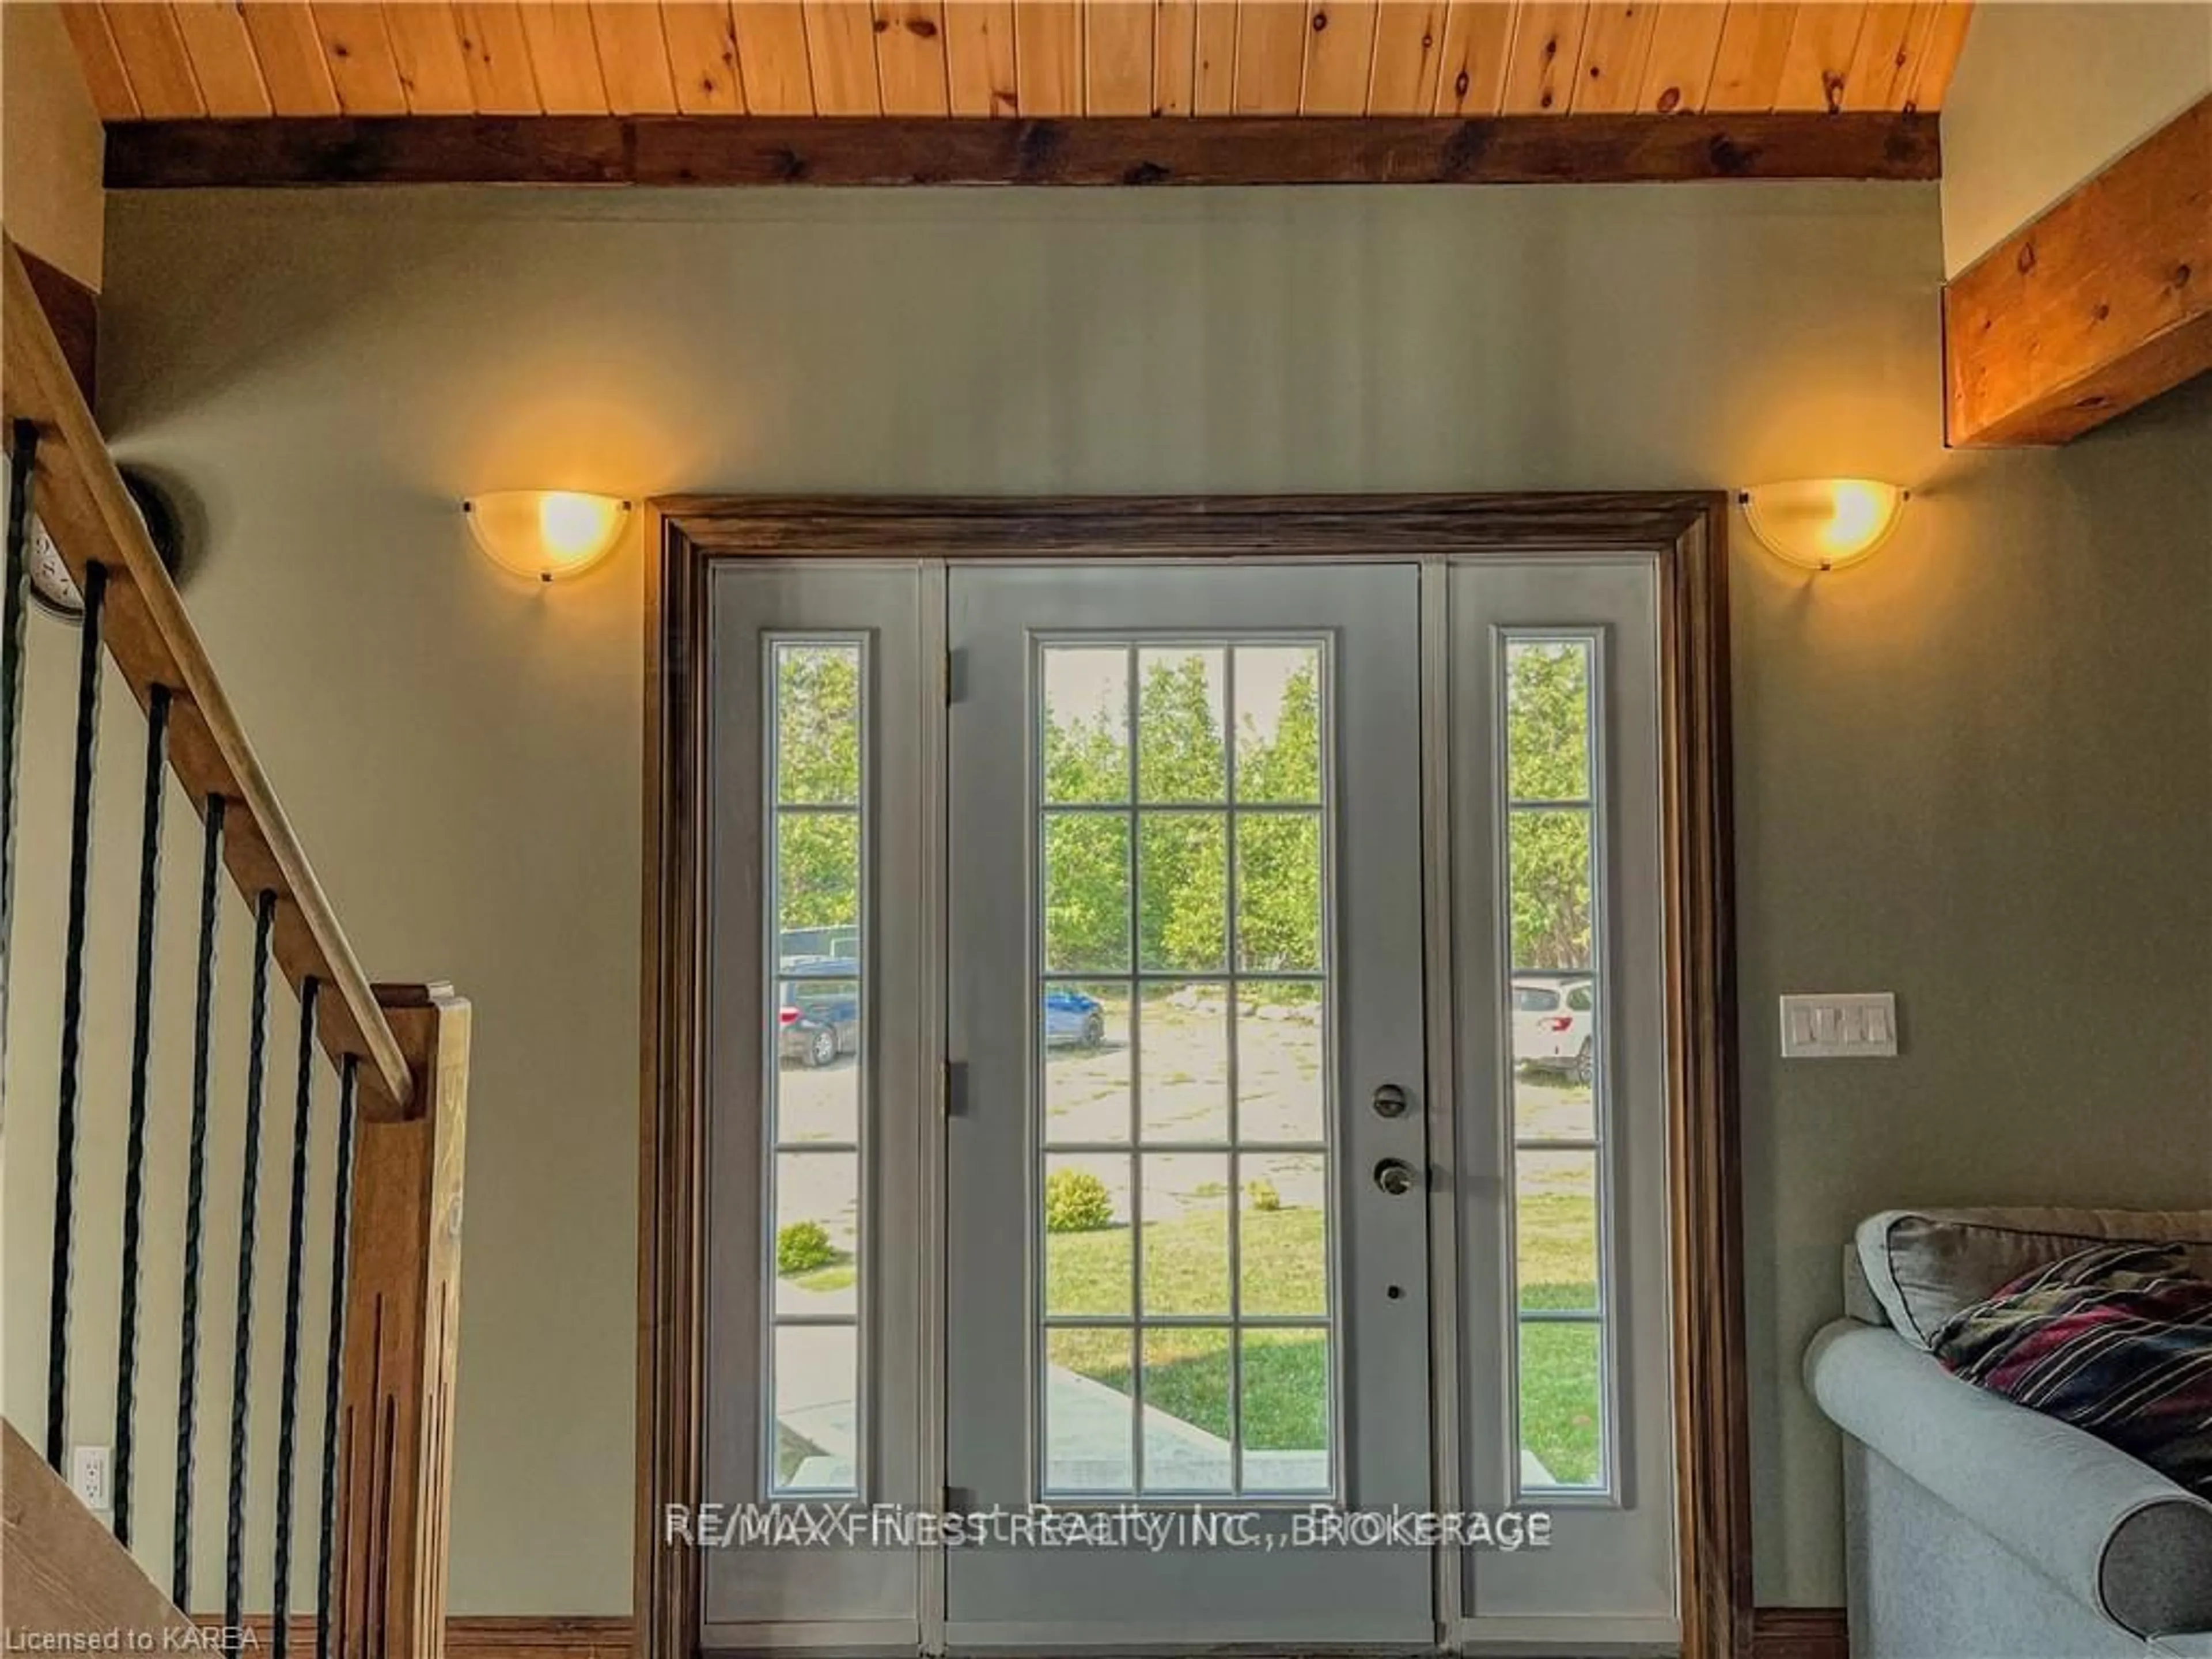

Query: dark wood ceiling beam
[
  {"left": 104, "top": 112, "right": 1939, "bottom": 188},
  {"left": 1945, "top": 94, "right": 2211, "bottom": 448}
]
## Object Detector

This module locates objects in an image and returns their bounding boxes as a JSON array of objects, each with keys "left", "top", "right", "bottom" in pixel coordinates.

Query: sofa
[{"left": 1805, "top": 1207, "right": 2212, "bottom": 1658}]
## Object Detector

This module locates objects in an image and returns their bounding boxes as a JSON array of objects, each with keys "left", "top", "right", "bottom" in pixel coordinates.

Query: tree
[{"left": 1503, "top": 643, "right": 1593, "bottom": 971}]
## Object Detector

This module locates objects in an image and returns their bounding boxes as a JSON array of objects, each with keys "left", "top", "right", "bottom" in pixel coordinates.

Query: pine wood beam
[{"left": 1945, "top": 94, "right": 2212, "bottom": 448}]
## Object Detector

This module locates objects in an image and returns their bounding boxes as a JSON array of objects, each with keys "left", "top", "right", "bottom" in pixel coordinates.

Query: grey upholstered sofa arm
[{"left": 1806, "top": 1319, "right": 2212, "bottom": 1639}]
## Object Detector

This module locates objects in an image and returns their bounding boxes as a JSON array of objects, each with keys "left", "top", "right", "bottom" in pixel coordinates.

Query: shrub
[
  {"left": 777, "top": 1219, "right": 836, "bottom": 1274},
  {"left": 1044, "top": 1168, "right": 1114, "bottom": 1233},
  {"left": 1245, "top": 1177, "right": 1282, "bottom": 1213}
]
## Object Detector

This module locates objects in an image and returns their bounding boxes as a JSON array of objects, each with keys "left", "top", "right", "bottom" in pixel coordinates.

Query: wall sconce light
[
  {"left": 1738, "top": 479, "right": 1908, "bottom": 573},
  {"left": 463, "top": 490, "right": 632, "bottom": 583}
]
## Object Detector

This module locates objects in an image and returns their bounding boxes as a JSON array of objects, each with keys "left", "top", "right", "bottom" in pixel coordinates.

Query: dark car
[{"left": 778, "top": 963, "right": 860, "bottom": 1068}]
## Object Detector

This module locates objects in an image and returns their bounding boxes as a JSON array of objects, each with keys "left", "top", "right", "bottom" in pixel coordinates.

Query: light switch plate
[{"left": 1779, "top": 993, "right": 1898, "bottom": 1058}]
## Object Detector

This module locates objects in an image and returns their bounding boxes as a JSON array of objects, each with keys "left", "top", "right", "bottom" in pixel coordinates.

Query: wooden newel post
[{"left": 334, "top": 983, "right": 469, "bottom": 1659}]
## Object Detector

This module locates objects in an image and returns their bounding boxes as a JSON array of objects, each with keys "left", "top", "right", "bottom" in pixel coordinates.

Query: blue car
[
  {"left": 779, "top": 971, "right": 1105, "bottom": 1066},
  {"left": 1043, "top": 987, "right": 1107, "bottom": 1050}
]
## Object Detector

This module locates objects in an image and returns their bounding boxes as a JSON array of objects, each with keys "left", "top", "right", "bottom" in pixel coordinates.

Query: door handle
[{"left": 1372, "top": 1157, "right": 1421, "bottom": 1198}]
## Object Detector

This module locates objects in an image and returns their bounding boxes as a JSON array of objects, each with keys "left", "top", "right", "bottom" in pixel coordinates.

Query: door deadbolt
[
  {"left": 1373, "top": 1157, "right": 1421, "bottom": 1197},
  {"left": 1371, "top": 1082, "right": 1410, "bottom": 1119}
]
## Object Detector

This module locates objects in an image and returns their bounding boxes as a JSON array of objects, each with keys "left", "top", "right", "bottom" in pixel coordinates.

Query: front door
[{"left": 943, "top": 565, "right": 1433, "bottom": 1647}]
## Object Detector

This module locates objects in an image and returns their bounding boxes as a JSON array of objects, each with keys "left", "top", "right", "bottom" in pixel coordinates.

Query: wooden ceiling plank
[
  {"left": 1635, "top": 1, "right": 1725, "bottom": 114},
  {"left": 1232, "top": 0, "right": 1310, "bottom": 115},
  {"left": 590, "top": 2, "right": 680, "bottom": 112},
  {"left": 1499, "top": 1, "right": 1588, "bottom": 115},
  {"left": 1365, "top": 0, "right": 1447, "bottom": 115},
  {"left": 1903, "top": 1, "right": 1971, "bottom": 112},
  {"left": 1087, "top": 0, "right": 1157, "bottom": 116},
  {"left": 1433, "top": 1, "right": 1512, "bottom": 116},
  {"left": 106, "top": 110, "right": 1943, "bottom": 186},
  {"left": 1945, "top": 94, "right": 2210, "bottom": 446},
  {"left": 383, "top": 3, "right": 479, "bottom": 114},
  {"left": 1154, "top": 0, "right": 1198, "bottom": 113},
  {"left": 517, "top": 1, "right": 611, "bottom": 112},
  {"left": 450, "top": 2, "right": 541, "bottom": 112},
  {"left": 731, "top": 2, "right": 815, "bottom": 114},
  {"left": 168, "top": 2, "right": 273, "bottom": 118},
  {"left": 308, "top": 3, "right": 409, "bottom": 115},
  {"left": 876, "top": 1, "right": 951, "bottom": 116},
  {"left": 1705, "top": 1, "right": 1796, "bottom": 112},
  {"left": 1191, "top": 0, "right": 1237, "bottom": 112},
  {"left": 1014, "top": 2, "right": 1084, "bottom": 117},
  {"left": 60, "top": 3, "right": 141, "bottom": 120},
  {"left": 1771, "top": 0, "right": 1866, "bottom": 113},
  {"left": 238, "top": 2, "right": 342, "bottom": 115},
  {"left": 1570, "top": 3, "right": 1662, "bottom": 115},
  {"left": 802, "top": 0, "right": 882, "bottom": 113},
  {"left": 101, "top": 3, "right": 207, "bottom": 119},
  {"left": 1302, "top": 0, "right": 1379, "bottom": 116},
  {"left": 660, "top": 2, "right": 746, "bottom": 113},
  {"left": 942, "top": 0, "right": 1018, "bottom": 114}
]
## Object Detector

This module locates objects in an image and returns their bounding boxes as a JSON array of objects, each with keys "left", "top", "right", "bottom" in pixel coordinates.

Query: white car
[{"left": 1512, "top": 976, "right": 1596, "bottom": 1086}]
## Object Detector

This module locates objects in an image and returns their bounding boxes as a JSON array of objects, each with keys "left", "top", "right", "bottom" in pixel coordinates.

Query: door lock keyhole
[
  {"left": 1371, "top": 1082, "right": 1410, "bottom": 1119},
  {"left": 1373, "top": 1157, "right": 1421, "bottom": 1197}
]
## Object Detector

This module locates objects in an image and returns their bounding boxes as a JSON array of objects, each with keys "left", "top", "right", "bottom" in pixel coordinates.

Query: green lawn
[
  {"left": 772, "top": 1192, "right": 1605, "bottom": 1487},
  {"left": 1040, "top": 1195, "right": 1603, "bottom": 1485}
]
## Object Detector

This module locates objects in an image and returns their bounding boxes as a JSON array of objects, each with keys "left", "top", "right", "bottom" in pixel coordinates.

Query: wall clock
[{"left": 25, "top": 469, "right": 182, "bottom": 621}]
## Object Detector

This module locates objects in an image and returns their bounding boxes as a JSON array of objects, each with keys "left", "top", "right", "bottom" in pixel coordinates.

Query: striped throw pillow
[{"left": 1930, "top": 1242, "right": 2212, "bottom": 1500}]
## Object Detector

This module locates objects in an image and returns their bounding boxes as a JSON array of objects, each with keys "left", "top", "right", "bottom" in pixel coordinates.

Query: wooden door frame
[{"left": 637, "top": 493, "right": 1747, "bottom": 1659}]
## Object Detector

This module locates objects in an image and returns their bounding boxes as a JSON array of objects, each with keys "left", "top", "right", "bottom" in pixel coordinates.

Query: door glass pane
[
  {"left": 1043, "top": 646, "right": 1131, "bottom": 804},
  {"left": 775, "top": 978, "right": 859, "bottom": 1143},
  {"left": 1138, "top": 811, "right": 1228, "bottom": 971},
  {"left": 1141, "top": 1154, "right": 1232, "bottom": 1315},
  {"left": 1236, "top": 812, "right": 1323, "bottom": 972},
  {"left": 775, "top": 1152, "right": 859, "bottom": 1317},
  {"left": 773, "top": 1325, "right": 858, "bottom": 1495},
  {"left": 1044, "top": 982, "right": 1132, "bottom": 1145},
  {"left": 1518, "top": 1322, "right": 1603, "bottom": 1492},
  {"left": 1143, "top": 1328, "right": 1234, "bottom": 1492},
  {"left": 1037, "top": 637, "right": 1337, "bottom": 1499},
  {"left": 1043, "top": 812, "right": 1131, "bottom": 974},
  {"left": 1045, "top": 1154, "right": 1134, "bottom": 1317},
  {"left": 1500, "top": 632, "right": 1614, "bottom": 1499},
  {"left": 1233, "top": 645, "right": 1324, "bottom": 805},
  {"left": 1515, "top": 1150, "right": 1599, "bottom": 1315},
  {"left": 1240, "top": 1328, "right": 1332, "bottom": 1495},
  {"left": 1046, "top": 1328, "right": 1135, "bottom": 1494},
  {"left": 1236, "top": 981, "right": 1326, "bottom": 1143},
  {"left": 1137, "top": 647, "right": 1227, "bottom": 802},
  {"left": 1240, "top": 1153, "right": 1327, "bottom": 1317},
  {"left": 1138, "top": 983, "right": 1229, "bottom": 1143},
  {"left": 766, "top": 638, "right": 866, "bottom": 1498},
  {"left": 1505, "top": 639, "right": 1592, "bottom": 803}
]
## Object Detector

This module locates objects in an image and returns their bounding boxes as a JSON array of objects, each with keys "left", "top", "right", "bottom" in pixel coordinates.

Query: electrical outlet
[
  {"left": 1779, "top": 993, "right": 1899, "bottom": 1058},
  {"left": 70, "top": 1444, "right": 112, "bottom": 1512}
]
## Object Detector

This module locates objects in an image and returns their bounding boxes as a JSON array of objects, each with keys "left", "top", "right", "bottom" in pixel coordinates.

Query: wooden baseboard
[
  {"left": 204, "top": 1614, "right": 633, "bottom": 1656},
  {"left": 199, "top": 1607, "right": 1839, "bottom": 1657},
  {"left": 1752, "top": 1606, "right": 1850, "bottom": 1659}
]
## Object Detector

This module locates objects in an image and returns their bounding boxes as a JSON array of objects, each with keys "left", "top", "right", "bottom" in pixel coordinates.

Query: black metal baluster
[
  {"left": 1, "top": 420, "right": 38, "bottom": 1121},
  {"left": 173, "top": 793, "right": 226, "bottom": 1607},
  {"left": 47, "top": 558, "right": 107, "bottom": 1471},
  {"left": 272, "top": 979, "right": 320, "bottom": 1658},
  {"left": 315, "top": 1056, "right": 359, "bottom": 1659},
  {"left": 113, "top": 682, "right": 172, "bottom": 1547},
  {"left": 226, "top": 888, "right": 279, "bottom": 1633}
]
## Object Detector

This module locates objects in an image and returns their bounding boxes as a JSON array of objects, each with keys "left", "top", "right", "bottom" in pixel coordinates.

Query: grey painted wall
[{"left": 8, "top": 183, "right": 2207, "bottom": 1618}]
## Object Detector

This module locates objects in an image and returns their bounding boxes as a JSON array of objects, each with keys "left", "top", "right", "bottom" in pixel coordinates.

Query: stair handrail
[{"left": 2, "top": 238, "right": 412, "bottom": 1119}]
